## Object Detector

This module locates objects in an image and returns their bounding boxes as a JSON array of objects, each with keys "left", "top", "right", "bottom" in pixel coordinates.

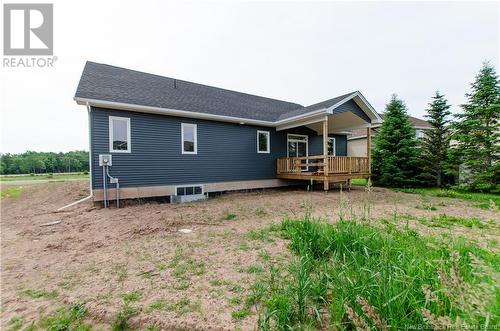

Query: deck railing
[{"left": 276, "top": 156, "right": 370, "bottom": 175}]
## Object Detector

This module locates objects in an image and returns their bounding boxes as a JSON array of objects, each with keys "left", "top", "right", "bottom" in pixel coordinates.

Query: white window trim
[
  {"left": 175, "top": 184, "right": 204, "bottom": 195},
  {"left": 109, "top": 116, "right": 131, "bottom": 153},
  {"left": 181, "top": 123, "right": 198, "bottom": 154},
  {"left": 328, "top": 137, "right": 336, "bottom": 156},
  {"left": 257, "top": 130, "right": 270, "bottom": 153}
]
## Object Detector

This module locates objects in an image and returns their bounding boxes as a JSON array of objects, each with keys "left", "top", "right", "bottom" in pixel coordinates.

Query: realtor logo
[{"left": 3, "top": 3, "right": 53, "bottom": 55}]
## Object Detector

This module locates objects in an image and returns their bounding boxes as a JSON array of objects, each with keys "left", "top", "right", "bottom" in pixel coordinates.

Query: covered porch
[{"left": 274, "top": 92, "right": 378, "bottom": 190}]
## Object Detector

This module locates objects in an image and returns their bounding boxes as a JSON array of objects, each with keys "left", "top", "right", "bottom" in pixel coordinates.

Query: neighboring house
[
  {"left": 347, "top": 114, "right": 432, "bottom": 157},
  {"left": 74, "top": 62, "right": 382, "bottom": 202}
]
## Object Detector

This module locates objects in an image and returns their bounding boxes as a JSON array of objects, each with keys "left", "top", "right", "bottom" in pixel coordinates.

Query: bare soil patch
[{"left": 1, "top": 182, "right": 498, "bottom": 330}]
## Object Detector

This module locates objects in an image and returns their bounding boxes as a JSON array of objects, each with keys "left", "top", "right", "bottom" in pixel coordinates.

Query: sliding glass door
[{"left": 287, "top": 134, "right": 308, "bottom": 171}]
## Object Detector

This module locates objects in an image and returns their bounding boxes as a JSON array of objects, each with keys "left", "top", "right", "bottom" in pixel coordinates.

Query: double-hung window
[
  {"left": 181, "top": 123, "right": 197, "bottom": 154},
  {"left": 257, "top": 130, "right": 270, "bottom": 153},
  {"left": 109, "top": 116, "right": 131, "bottom": 153}
]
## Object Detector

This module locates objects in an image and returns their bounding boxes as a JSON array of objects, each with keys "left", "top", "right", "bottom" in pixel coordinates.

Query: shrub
[{"left": 252, "top": 215, "right": 498, "bottom": 329}]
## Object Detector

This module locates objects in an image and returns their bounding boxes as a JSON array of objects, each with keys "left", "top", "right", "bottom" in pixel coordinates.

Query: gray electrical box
[{"left": 99, "top": 154, "right": 112, "bottom": 166}]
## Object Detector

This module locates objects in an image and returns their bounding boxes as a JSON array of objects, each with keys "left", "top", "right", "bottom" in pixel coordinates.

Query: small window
[
  {"left": 257, "top": 130, "right": 270, "bottom": 153},
  {"left": 109, "top": 116, "right": 131, "bottom": 153},
  {"left": 176, "top": 185, "right": 203, "bottom": 196},
  {"left": 181, "top": 123, "right": 197, "bottom": 154},
  {"left": 416, "top": 130, "right": 425, "bottom": 139},
  {"left": 328, "top": 137, "right": 336, "bottom": 156}
]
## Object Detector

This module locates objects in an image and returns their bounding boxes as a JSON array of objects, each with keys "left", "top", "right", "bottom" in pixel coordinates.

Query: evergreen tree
[
  {"left": 372, "top": 95, "right": 420, "bottom": 187},
  {"left": 452, "top": 62, "right": 500, "bottom": 192},
  {"left": 420, "top": 91, "right": 452, "bottom": 187}
]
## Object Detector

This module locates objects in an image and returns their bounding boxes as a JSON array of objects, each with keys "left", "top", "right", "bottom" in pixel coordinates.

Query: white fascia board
[
  {"left": 74, "top": 97, "right": 276, "bottom": 127},
  {"left": 276, "top": 115, "right": 327, "bottom": 131},
  {"left": 273, "top": 108, "right": 329, "bottom": 125}
]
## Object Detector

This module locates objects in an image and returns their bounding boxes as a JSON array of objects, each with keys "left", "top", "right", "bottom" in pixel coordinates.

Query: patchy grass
[
  {"left": 36, "top": 303, "right": 91, "bottom": 331},
  {"left": 246, "top": 228, "right": 274, "bottom": 242},
  {"left": 0, "top": 172, "right": 89, "bottom": 182},
  {"left": 112, "top": 305, "right": 139, "bottom": 331},
  {"left": 19, "top": 289, "right": 58, "bottom": 299},
  {"left": 223, "top": 211, "right": 237, "bottom": 221},
  {"left": 7, "top": 317, "right": 23, "bottom": 331},
  {"left": 242, "top": 265, "right": 264, "bottom": 274},
  {"left": 0, "top": 186, "right": 23, "bottom": 199},
  {"left": 169, "top": 246, "right": 205, "bottom": 280},
  {"left": 146, "top": 299, "right": 167, "bottom": 313},
  {"left": 397, "top": 188, "right": 500, "bottom": 210},
  {"left": 111, "top": 263, "right": 128, "bottom": 282},
  {"left": 254, "top": 207, "right": 267, "bottom": 217},
  {"left": 120, "top": 290, "right": 142, "bottom": 303},
  {"left": 415, "top": 203, "right": 437, "bottom": 211},
  {"left": 351, "top": 178, "right": 368, "bottom": 186},
  {"left": 248, "top": 214, "right": 499, "bottom": 330},
  {"left": 165, "top": 298, "right": 201, "bottom": 315},
  {"left": 231, "top": 307, "right": 251, "bottom": 321},
  {"left": 418, "top": 214, "right": 488, "bottom": 229}
]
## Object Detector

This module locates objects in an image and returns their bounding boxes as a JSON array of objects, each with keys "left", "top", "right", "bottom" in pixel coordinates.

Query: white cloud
[{"left": 1, "top": 0, "right": 498, "bottom": 153}]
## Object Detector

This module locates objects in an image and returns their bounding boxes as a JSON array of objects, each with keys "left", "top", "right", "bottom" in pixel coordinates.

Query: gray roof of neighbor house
[
  {"left": 348, "top": 113, "right": 431, "bottom": 139},
  {"left": 75, "top": 62, "right": 362, "bottom": 123}
]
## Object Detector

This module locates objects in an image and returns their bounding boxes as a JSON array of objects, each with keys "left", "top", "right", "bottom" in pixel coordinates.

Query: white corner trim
[
  {"left": 109, "top": 116, "right": 131, "bottom": 153},
  {"left": 257, "top": 130, "right": 270, "bottom": 153},
  {"left": 181, "top": 123, "right": 197, "bottom": 154}
]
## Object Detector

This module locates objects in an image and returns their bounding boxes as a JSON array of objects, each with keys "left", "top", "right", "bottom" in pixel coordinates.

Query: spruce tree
[
  {"left": 452, "top": 62, "right": 500, "bottom": 191},
  {"left": 372, "top": 95, "right": 419, "bottom": 187},
  {"left": 420, "top": 92, "right": 452, "bottom": 187}
]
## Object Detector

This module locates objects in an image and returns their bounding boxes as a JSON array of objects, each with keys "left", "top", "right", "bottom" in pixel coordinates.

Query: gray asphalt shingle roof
[
  {"left": 75, "top": 62, "right": 358, "bottom": 122},
  {"left": 276, "top": 92, "right": 356, "bottom": 121}
]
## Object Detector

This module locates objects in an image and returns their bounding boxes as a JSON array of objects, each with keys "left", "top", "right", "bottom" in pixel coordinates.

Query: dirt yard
[{"left": 1, "top": 181, "right": 498, "bottom": 330}]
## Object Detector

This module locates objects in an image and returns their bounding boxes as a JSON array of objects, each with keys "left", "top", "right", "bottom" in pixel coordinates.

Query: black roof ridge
[{"left": 84, "top": 61, "right": 304, "bottom": 109}]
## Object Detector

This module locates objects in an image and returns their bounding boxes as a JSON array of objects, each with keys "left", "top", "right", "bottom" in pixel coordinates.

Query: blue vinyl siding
[
  {"left": 309, "top": 134, "right": 347, "bottom": 156},
  {"left": 90, "top": 107, "right": 348, "bottom": 189}
]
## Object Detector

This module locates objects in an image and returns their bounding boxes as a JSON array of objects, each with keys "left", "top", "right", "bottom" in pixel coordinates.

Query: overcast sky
[{"left": 1, "top": 0, "right": 498, "bottom": 153}]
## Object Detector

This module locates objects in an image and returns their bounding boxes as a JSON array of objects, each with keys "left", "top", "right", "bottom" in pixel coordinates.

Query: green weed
[
  {"left": 112, "top": 305, "right": 139, "bottom": 331},
  {"left": 39, "top": 303, "right": 90, "bottom": 331},
  {"left": 223, "top": 212, "right": 237, "bottom": 221},
  {"left": 120, "top": 290, "right": 142, "bottom": 303},
  {"left": 7, "top": 317, "right": 23, "bottom": 331}
]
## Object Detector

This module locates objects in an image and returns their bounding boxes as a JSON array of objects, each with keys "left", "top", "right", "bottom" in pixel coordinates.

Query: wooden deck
[{"left": 276, "top": 155, "right": 370, "bottom": 189}]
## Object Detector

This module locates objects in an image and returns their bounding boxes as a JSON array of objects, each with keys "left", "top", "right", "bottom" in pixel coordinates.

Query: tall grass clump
[{"left": 255, "top": 214, "right": 499, "bottom": 330}]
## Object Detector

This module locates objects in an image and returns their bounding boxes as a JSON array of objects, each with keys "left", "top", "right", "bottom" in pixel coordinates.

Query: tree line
[
  {"left": 372, "top": 62, "right": 499, "bottom": 193},
  {"left": 0, "top": 151, "right": 89, "bottom": 175}
]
